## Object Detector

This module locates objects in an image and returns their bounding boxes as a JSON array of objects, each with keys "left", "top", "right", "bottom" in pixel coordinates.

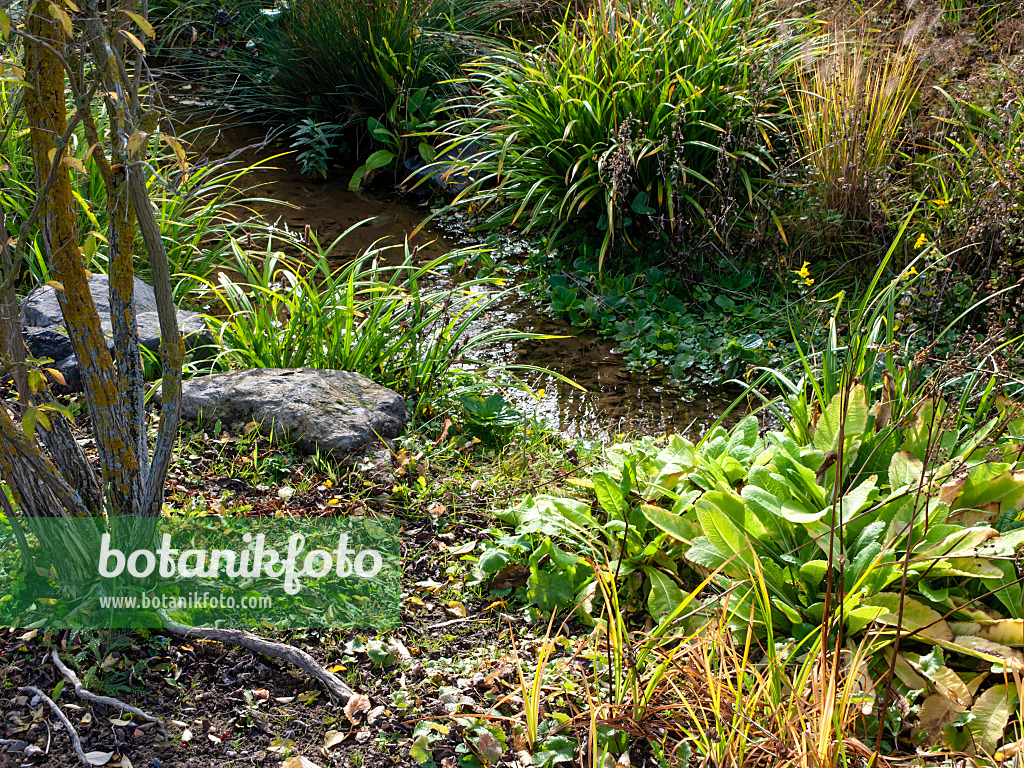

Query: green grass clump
[
  {"left": 210, "top": 0, "right": 560, "bottom": 154},
  {"left": 194, "top": 230, "right": 550, "bottom": 413},
  {"left": 438, "top": 0, "right": 792, "bottom": 271}
]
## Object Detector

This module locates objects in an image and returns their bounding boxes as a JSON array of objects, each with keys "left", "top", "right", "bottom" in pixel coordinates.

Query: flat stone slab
[
  {"left": 21, "top": 274, "right": 210, "bottom": 392},
  {"left": 170, "top": 368, "right": 409, "bottom": 456}
]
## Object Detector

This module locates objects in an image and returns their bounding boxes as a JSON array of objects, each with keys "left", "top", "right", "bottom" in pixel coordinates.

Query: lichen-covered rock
[
  {"left": 169, "top": 368, "right": 409, "bottom": 456},
  {"left": 20, "top": 274, "right": 211, "bottom": 392}
]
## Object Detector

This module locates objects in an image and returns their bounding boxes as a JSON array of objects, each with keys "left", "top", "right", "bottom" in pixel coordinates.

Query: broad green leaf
[
  {"left": 642, "top": 504, "right": 696, "bottom": 542},
  {"left": 798, "top": 560, "right": 829, "bottom": 584},
  {"left": 592, "top": 470, "right": 626, "bottom": 520},
  {"left": 349, "top": 150, "right": 396, "bottom": 191},
  {"left": 684, "top": 537, "right": 731, "bottom": 573},
  {"left": 643, "top": 567, "right": 683, "bottom": 622},
  {"left": 953, "top": 466, "right": 1024, "bottom": 516},
  {"left": 812, "top": 384, "right": 868, "bottom": 455},
  {"left": 695, "top": 498, "right": 751, "bottom": 564},
  {"left": 779, "top": 500, "right": 826, "bottom": 524},
  {"left": 889, "top": 451, "right": 923, "bottom": 489}
]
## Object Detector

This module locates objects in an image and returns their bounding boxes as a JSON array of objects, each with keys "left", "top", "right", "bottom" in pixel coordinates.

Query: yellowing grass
[{"left": 789, "top": 35, "right": 922, "bottom": 225}]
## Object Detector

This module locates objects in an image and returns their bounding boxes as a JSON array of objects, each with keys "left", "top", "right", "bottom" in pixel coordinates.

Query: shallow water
[{"left": 179, "top": 115, "right": 737, "bottom": 439}]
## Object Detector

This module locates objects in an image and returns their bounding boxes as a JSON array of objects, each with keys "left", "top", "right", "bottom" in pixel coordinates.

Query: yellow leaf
[
  {"left": 47, "top": 2, "right": 73, "bottom": 38},
  {"left": 62, "top": 155, "right": 87, "bottom": 174},
  {"left": 119, "top": 9, "right": 155, "bottom": 38},
  {"left": 45, "top": 280, "right": 65, "bottom": 291},
  {"left": 445, "top": 600, "right": 467, "bottom": 618},
  {"left": 127, "top": 131, "right": 149, "bottom": 156},
  {"left": 120, "top": 29, "right": 146, "bottom": 55},
  {"left": 47, "top": 147, "right": 58, "bottom": 167},
  {"left": 159, "top": 133, "right": 188, "bottom": 173},
  {"left": 63, "top": 0, "right": 80, "bottom": 11},
  {"left": 0, "top": 11, "right": 10, "bottom": 43}
]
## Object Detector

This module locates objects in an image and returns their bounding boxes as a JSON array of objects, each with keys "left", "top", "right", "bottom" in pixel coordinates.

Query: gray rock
[
  {"left": 20, "top": 274, "right": 212, "bottom": 392},
  {"left": 169, "top": 368, "right": 408, "bottom": 456},
  {"left": 402, "top": 140, "right": 491, "bottom": 196}
]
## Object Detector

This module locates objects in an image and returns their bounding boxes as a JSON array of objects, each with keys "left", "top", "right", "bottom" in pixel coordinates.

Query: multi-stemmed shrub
[{"left": 437, "top": 0, "right": 793, "bottom": 271}]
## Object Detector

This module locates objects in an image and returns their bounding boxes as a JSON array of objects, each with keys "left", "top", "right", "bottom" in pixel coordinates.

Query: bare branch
[
  {"left": 50, "top": 650, "right": 163, "bottom": 724},
  {"left": 18, "top": 686, "right": 89, "bottom": 766}
]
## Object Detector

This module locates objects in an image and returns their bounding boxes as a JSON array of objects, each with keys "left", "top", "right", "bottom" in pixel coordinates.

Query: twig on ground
[
  {"left": 18, "top": 685, "right": 88, "bottom": 766},
  {"left": 159, "top": 613, "right": 354, "bottom": 702},
  {"left": 423, "top": 617, "right": 491, "bottom": 631},
  {"left": 50, "top": 650, "right": 162, "bottom": 723}
]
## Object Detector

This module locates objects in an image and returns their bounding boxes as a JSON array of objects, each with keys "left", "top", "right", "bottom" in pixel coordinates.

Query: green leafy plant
[
  {"left": 437, "top": 0, "right": 791, "bottom": 268},
  {"left": 291, "top": 117, "right": 347, "bottom": 179},
  {"left": 192, "top": 229, "right": 558, "bottom": 412}
]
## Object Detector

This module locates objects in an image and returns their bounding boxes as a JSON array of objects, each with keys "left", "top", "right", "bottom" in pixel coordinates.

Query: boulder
[
  {"left": 21, "top": 274, "right": 211, "bottom": 392},
  {"left": 168, "top": 368, "right": 409, "bottom": 456},
  {"left": 402, "top": 140, "right": 492, "bottom": 196}
]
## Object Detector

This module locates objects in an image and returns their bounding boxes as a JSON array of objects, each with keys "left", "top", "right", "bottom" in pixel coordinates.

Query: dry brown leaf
[{"left": 344, "top": 693, "right": 371, "bottom": 723}]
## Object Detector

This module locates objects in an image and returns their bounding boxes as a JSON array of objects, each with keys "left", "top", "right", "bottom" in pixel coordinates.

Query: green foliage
[
  {"left": 0, "top": 78, "right": 285, "bottom": 301},
  {"left": 290, "top": 117, "right": 347, "bottom": 179},
  {"left": 213, "top": 0, "right": 539, "bottom": 155},
  {"left": 438, "top": 0, "right": 790, "bottom": 268},
  {"left": 193, "top": 231, "right": 550, "bottom": 411},
  {"left": 916, "top": 86, "right": 1024, "bottom": 276},
  {"left": 532, "top": 255, "right": 799, "bottom": 385}
]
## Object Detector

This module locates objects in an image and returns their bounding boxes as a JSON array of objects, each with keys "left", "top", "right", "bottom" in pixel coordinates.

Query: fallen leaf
[
  {"left": 85, "top": 751, "right": 114, "bottom": 766},
  {"left": 344, "top": 693, "right": 371, "bottom": 723},
  {"left": 489, "top": 564, "right": 529, "bottom": 591},
  {"left": 181, "top": 728, "right": 193, "bottom": 743},
  {"left": 251, "top": 688, "right": 270, "bottom": 701},
  {"left": 445, "top": 601, "right": 467, "bottom": 618},
  {"left": 283, "top": 757, "right": 323, "bottom": 768},
  {"left": 324, "top": 729, "right": 347, "bottom": 749},
  {"left": 475, "top": 731, "right": 502, "bottom": 765},
  {"left": 269, "top": 738, "right": 296, "bottom": 754}
]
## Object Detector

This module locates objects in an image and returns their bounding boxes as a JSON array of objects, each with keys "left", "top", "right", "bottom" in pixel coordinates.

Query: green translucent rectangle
[{"left": 0, "top": 514, "right": 400, "bottom": 630}]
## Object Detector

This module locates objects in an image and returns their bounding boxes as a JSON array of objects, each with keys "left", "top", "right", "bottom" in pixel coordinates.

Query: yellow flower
[
  {"left": 907, "top": 266, "right": 919, "bottom": 276},
  {"left": 914, "top": 233, "right": 927, "bottom": 249},
  {"left": 796, "top": 261, "right": 811, "bottom": 278}
]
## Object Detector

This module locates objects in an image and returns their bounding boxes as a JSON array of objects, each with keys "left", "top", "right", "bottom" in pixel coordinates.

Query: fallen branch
[
  {"left": 159, "top": 613, "right": 354, "bottom": 702},
  {"left": 50, "top": 650, "right": 162, "bottom": 723},
  {"left": 19, "top": 685, "right": 88, "bottom": 766}
]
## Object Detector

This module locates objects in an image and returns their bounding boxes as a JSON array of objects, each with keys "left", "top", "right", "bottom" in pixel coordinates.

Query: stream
[{"left": 181, "top": 116, "right": 737, "bottom": 440}]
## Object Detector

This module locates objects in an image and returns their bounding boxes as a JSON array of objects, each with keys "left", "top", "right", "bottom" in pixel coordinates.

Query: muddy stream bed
[{"left": 181, "top": 116, "right": 737, "bottom": 439}]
